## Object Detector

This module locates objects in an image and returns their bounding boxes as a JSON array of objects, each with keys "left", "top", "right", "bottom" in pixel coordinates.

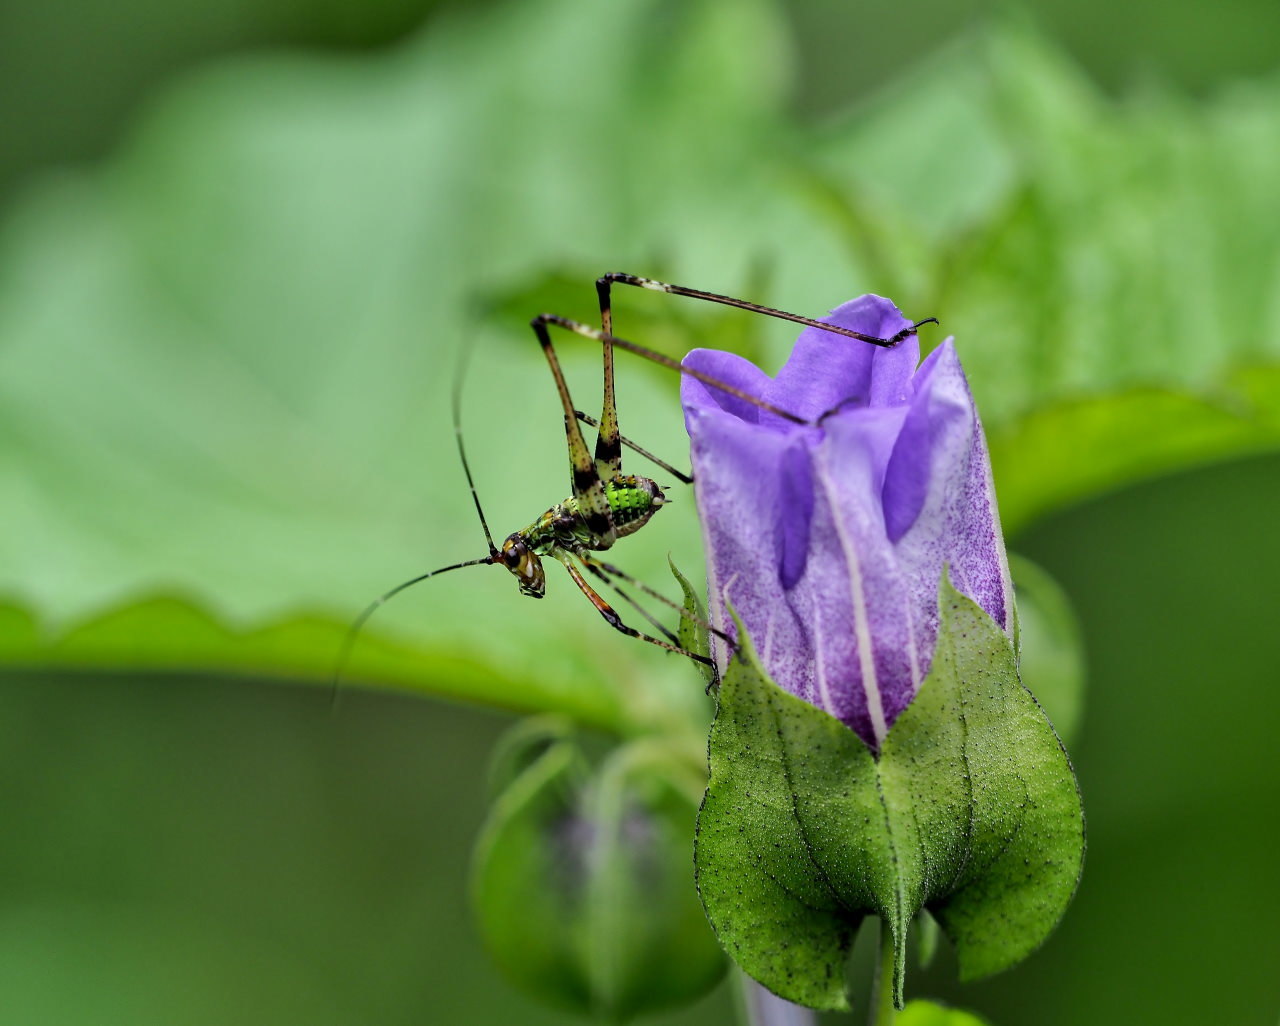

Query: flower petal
[
  {"left": 683, "top": 347, "right": 779, "bottom": 427},
  {"left": 682, "top": 299, "right": 1010, "bottom": 750},
  {"left": 770, "top": 294, "right": 918, "bottom": 420},
  {"left": 887, "top": 339, "right": 1013, "bottom": 627},
  {"left": 682, "top": 393, "right": 817, "bottom": 671}
]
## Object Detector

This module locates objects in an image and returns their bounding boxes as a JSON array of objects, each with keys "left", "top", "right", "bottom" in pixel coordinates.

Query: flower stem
[{"left": 869, "top": 919, "right": 897, "bottom": 1026}]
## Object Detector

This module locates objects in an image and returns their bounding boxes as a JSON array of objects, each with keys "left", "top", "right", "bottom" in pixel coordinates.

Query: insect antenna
[
  {"left": 331, "top": 349, "right": 500, "bottom": 709},
  {"left": 453, "top": 344, "right": 499, "bottom": 557},
  {"left": 330, "top": 555, "right": 493, "bottom": 709}
]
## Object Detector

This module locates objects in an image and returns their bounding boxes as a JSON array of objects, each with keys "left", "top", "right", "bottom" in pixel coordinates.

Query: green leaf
[
  {"left": 694, "top": 574, "right": 1083, "bottom": 1011},
  {"left": 899, "top": 1000, "right": 991, "bottom": 1025},
  {"left": 0, "top": 0, "right": 796, "bottom": 734},
  {"left": 471, "top": 726, "right": 724, "bottom": 1020},
  {"left": 988, "top": 389, "right": 1280, "bottom": 536},
  {"left": 7, "top": 4, "right": 1280, "bottom": 722},
  {"left": 0, "top": 597, "right": 634, "bottom": 730},
  {"left": 806, "top": 26, "right": 1280, "bottom": 534}
]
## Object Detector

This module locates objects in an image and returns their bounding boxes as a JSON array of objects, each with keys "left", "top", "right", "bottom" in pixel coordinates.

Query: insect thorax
[{"left": 523, "top": 475, "right": 665, "bottom": 554}]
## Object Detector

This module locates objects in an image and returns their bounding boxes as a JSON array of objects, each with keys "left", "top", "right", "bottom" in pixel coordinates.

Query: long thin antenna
[
  {"left": 330, "top": 556, "right": 492, "bottom": 709},
  {"left": 453, "top": 345, "right": 498, "bottom": 555}
]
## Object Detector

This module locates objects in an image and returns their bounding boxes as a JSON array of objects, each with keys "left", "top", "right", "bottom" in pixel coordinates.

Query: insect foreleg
[
  {"left": 578, "top": 551, "right": 735, "bottom": 651},
  {"left": 556, "top": 554, "right": 713, "bottom": 666},
  {"left": 576, "top": 556, "right": 682, "bottom": 646},
  {"left": 596, "top": 271, "right": 939, "bottom": 348}
]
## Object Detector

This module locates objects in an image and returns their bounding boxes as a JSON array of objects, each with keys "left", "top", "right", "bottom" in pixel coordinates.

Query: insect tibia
[{"left": 599, "top": 271, "right": 667, "bottom": 293}]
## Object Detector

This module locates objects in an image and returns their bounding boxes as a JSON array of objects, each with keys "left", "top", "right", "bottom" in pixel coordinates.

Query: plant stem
[{"left": 869, "top": 919, "right": 897, "bottom": 1026}]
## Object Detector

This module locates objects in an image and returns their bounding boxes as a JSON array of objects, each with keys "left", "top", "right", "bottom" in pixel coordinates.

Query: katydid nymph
[{"left": 336, "top": 273, "right": 936, "bottom": 684}]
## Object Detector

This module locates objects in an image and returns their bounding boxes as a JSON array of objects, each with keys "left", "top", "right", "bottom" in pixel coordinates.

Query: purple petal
[
  {"left": 683, "top": 347, "right": 778, "bottom": 427},
  {"left": 770, "top": 294, "right": 918, "bottom": 420},
  {"left": 682, "top": 393, "right": 813, "bottom": 655},
  {"left": 682, "top": 298, "right": 1011, "bottom": 750},
  {"left": 885, "top": 340, "right": 1013, "bottom": 636}
]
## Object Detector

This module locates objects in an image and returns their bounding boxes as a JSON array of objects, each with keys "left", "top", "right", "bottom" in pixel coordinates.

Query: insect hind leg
[
  {"left": 528, "top": 315, "right": 617, "bottom": 547},
  {"left": 533, "top": 313, "right": 809, "bottom": 426},
  {"left": 597, "top": 271, "right": 937, "bottom": 348},
  {"left": 574, "top": 410, "right": 692, "bottom": 485}
]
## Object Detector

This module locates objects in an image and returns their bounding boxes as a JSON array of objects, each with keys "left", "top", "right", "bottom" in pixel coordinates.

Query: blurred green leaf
[
  {"left": 899, "top": 1000, "right": 991, "bottom": 1025},
  {"left": 912, "top": 910, "right": 942, "bottom": 972},
  {"left": 471, "top": 726, "right": 724, "bottom": 1019},
  {"left": 695, "top": 576, "right": 1083, "bottom": 1011},
  {"left": 0, "top": 596, "right": 634, "bottom": 727},
  {"left": 0, "top": 0, "right": 798, "bottom": 734},
  {"left": 1008, "top": 554, "right": 1085, "bottom": 745},
  {"left": 3, "top": 3, "right": 1280, "bottom": 723},
  {"left": 806, "top": 28, "right": 1280, "bottom": 532}
]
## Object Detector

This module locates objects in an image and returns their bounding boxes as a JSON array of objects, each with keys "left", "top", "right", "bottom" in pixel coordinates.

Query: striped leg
[
  {"left": 577, "top": 554, "right": 729, "bottom": 691},
  {"left": 529, "top": 316, "right": 616, "bottom": 546},
  {"left": 576, "top": 551, "right": 734, "bottom": 650},
  {"left": 532, "top": 314, "right": 809, "bottom": 426},
  {"left": 575, "top": 555, "right": 682, "bottom": 646},
  {"left": 596, "top": 271, "right": 938, "bottom": 348},
  {"left": 574, "top": 409, "right": 692, "bottom": 485},
  {"left": 555, "top": 554, "right": 713, "bottom": 666},
  {"left": 593, "top": 277, "right": 622, "bottom": 481}
]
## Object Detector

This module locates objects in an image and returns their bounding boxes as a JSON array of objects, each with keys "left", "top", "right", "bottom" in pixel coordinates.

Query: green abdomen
[
  {"left": 607, "top": 482, "right": 659, "bottom": 536},
  {"left": 523, "top": 476, "right": 664, "bottom": 554}
]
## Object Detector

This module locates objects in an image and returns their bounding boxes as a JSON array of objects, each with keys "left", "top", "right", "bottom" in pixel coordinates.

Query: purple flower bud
[{"left": 681, "top": 295, "right": 1013, "bottom": 749}]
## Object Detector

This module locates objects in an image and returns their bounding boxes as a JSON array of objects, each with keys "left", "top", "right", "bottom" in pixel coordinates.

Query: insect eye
[{"left": 502, "top": 539, "right": 524, "bottom": 568}]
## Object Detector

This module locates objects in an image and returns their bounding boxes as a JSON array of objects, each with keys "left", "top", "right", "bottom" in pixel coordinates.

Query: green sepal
[
  {"left": 669, "top": 556, "right": 715, "bottom": 687},
  {"left": 694, "top": 572, "right": 1084, "bottom": 1011},
  {"left": 471, "top": 723, "right": 725, "bottom": 1020}
]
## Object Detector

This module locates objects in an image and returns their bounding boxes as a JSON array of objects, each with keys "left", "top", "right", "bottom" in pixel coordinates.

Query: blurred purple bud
[{"left": 682, "top": 295, "right": 1012, "bottom": 749}]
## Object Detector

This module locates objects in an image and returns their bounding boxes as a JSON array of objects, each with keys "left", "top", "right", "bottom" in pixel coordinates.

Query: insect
[{"left": 338, "top": 273, "right": 935, "bottom": 679}]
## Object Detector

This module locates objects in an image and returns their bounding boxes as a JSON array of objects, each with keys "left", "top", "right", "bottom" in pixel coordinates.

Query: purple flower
[{"left": 681, "top": 295, "right": 1013, "bottom": 749}]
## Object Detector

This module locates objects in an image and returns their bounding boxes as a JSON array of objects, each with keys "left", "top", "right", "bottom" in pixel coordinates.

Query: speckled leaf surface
[{"left": 694, "top": 575, "right": 1083, "bottom": 1011}]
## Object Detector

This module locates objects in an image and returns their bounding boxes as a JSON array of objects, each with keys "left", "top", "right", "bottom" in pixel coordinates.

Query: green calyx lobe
[{"left": 694, "top": 572, "right": 1085, "bottom": 1011}]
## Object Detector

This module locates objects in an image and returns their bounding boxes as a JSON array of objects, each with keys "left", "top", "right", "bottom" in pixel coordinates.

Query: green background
[{"left": 3, "top": 0, "right": 1279, "bottom": 1023}]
